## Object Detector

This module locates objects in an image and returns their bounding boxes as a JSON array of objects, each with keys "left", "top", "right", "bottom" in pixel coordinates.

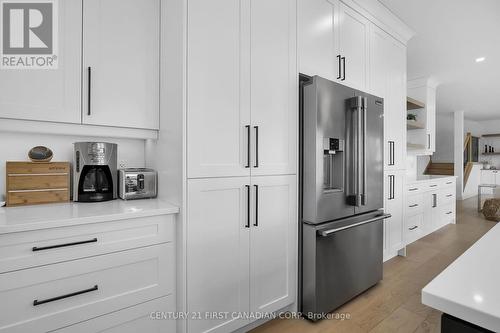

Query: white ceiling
[{"left": 379, "top": 0, "right": 500, "bottom": 120}]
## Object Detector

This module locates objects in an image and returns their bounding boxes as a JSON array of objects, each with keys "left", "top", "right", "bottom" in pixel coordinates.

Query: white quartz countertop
[
  {"left": 0, "top": 199, "right": 179, "bottom": 234},
  {"left": 422, "top": 223, "right": 500, "bottom": 331},
  {"left": 406, "top": 175, "right": 457, "bottom": 185}
]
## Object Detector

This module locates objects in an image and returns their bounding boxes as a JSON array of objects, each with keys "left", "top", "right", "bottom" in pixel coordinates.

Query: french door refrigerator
[{"left": 299, "top": 75, "right": 390, "bottom": 319}]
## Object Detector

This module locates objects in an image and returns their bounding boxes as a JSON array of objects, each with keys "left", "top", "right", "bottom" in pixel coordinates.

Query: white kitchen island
[{"left": 422, "top": 222, "right": 500, "bottom": 332}]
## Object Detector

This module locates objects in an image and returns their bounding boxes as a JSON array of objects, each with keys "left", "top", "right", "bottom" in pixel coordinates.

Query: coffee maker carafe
[{"left": 74, "top": 142, "right": 117, "bottom": 202}]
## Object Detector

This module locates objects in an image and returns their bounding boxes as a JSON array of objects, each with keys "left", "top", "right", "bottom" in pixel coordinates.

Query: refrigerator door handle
[
  {"left": 361, "top": 97, "right": 367, "bottom": 205},
  {"left": 318, "top": 214, "right": 391, "bottom": 237}
]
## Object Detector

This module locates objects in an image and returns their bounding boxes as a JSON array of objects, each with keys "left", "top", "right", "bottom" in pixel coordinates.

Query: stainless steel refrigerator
[{"left": 299, "top": 75, "right": 390, "bottom": 319}]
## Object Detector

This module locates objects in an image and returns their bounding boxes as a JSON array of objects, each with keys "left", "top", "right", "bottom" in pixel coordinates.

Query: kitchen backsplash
[{"left": 0, "top": 131, "right": 146, "bottom": 201}]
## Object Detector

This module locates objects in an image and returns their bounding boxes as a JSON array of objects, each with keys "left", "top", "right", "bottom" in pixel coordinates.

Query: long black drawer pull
[
  {"left": 33, "top": 285, "right": 98, "bottom": 306},
  {"left": 409, "top": 204, "right": 418, "bottom": 208},
  {"left": 32, "top": 238, "right": 98, "bottom": 252},
  {"left": 409, "top": 226, "right": 418, "bottom": 231}
]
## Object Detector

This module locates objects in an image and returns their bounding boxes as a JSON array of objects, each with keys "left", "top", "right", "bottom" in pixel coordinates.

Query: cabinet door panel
[
  {"left": 298, "top": 0, "right": 339, "bottom": 80},
  {"left": 187, "top": 0, "right": 250, "bottom": 178},
  {"left": 83, "top": 0, "right": 159, "bottom": 129},
  {"left": 384, "top": 171, "right": 404, "bottom": 255},
  {"left": 371, "top": 25, "right": 406, "bottom": 170},
  {"left": 0, "top": 0, "right": 81, "bottom": 123},
  {"left": 187, "top": 177, "right": 250, "bottom": 333},
  {"left": 251, "top": 0, "right": 297, "bottom": 176},
  {"left": 250, "top": 175, "right": 296, "bottom": 313},
  {"left": 338, "top": 3, "right": 369, "bottom": 90}
]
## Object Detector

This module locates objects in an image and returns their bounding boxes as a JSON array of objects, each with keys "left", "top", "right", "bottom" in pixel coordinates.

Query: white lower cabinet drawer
[
  {"left": 0, "top": 215, "right": 174, "bottom": 274},
  {"left": 0, "top": 243, "right": 174, "bottom": 333},
  {"left": 440, "top": 203, "right": 456, "bottom": 227},
  {"left": 406, "top": 194, "right": 424, "bottom": 215},
  {"left": 52, "top": 296, "right": 176, "bottom": 333},
  {"left": 439, "top": 187, "right": 456, "bottom": 205},
  {"left": 405, "top": 214, "right": 423, "bottom": 244}
]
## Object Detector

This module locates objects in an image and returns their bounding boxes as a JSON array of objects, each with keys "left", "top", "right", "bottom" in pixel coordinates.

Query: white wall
[
  {"left": 0, "top": 131, "right": 146, "bottom": 201},
  {"left": 432, "top": 113, "right": 454, "bottom": 162},
  {"left": 464, "top": 118, "right": 483, "bottom": 137}
]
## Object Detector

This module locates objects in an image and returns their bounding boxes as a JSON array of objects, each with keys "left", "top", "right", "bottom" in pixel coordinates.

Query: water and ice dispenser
[{"left": 322, "top": 138, "right": 344, "bottom": 192}]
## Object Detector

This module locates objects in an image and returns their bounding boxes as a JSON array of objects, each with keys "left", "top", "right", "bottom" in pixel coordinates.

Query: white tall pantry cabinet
[
  {"left": 369, "top": 25, "right": 408, "bottom": 260},
  {"left": 186, "top": 0, "right": 297, "bottom": 332}
]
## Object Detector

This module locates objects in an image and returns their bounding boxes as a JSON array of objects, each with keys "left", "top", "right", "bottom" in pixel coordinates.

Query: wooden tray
[{"left": 6, "top": 162, "right": 70, "bottom": 207}]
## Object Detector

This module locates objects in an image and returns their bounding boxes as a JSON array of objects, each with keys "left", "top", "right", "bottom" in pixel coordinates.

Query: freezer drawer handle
[
  {"left": 33, "top": 285, "right": 98, "bottom": 306},
  {"left": 318, "top": 213, "right": 391, "bottom": 237},
  {"left": 32, "top": 238, "right": 98, "bottom": 252}
]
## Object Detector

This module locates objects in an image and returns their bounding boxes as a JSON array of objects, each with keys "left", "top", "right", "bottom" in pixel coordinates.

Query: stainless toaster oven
[{"left": 118, "top": 168, "right": 157, "bottom": 200}]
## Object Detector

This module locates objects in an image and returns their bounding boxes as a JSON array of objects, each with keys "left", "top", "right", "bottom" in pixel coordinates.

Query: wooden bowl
[{"left": 28, "top": 146, "right": 53, "bottom": 162}]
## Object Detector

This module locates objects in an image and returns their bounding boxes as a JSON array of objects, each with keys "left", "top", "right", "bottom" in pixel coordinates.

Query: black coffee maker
[{"left": 73, "top": 142, "right": 117, "bottom": 202}]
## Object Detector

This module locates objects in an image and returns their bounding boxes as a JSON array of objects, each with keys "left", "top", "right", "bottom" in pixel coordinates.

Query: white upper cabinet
[
  {"left": 250, "top": 0, "right": 297, "bottom": 176},
  {"left": 187, "top": 0, "right": 296, "bottom": 178},
  {"left": 370, "top": 25, "right": 406, "bottom": 170},
  {"left": 83, "top": 0, "right": 160, "bottom": 130},
  {"left": 337, "top": 2, "right": 369, "bottom": 90},
  {"left": 0, "top": 0, "right": 81, "bottom": 123},
  {"left": 298, "top": 0, "right": 368, "bottom": 90},
  {"left": 187, "top": 0, "right": 250, "bottom": 179},
  {"left": 298, "top": 0, "right": 339, "bottom": 81},
  {"left": 250, "top": 175, "right": 296, "bottom": 314}
]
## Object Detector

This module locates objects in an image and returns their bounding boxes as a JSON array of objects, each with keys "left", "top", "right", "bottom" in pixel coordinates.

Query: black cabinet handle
[
  {"left": 429, "top": 184, "right": 437, "bottom": 188},
  {"left": 409, "top": 204, "right": 418, "bottom": 208},
  {"left": 32, "top": 238, "right": 98, "bottom": 252},
  {"left": 33, "top": 285, "right": 98, "bottom": 306},
  {"left": 432, "top": 193, "right": 437, "bottom": 208},
  {"left": 245, "top": 125, "right": 251, "bottom": 168},
  {"left": 337, "top": 55, "right": 342, "bottom": 79},
  {"left": 245, "top": 185, "right": 250, "bottom": 228},
  {"left": 254, "top": 126, "right": 259, "bottom": 168},
  {"left": 388, "top": 141, "right": 395, "bottom": 166},
  {"left": 409, "top": 226, "right": 418, "bottom": 231},
  {"left": 446, "top": 211, "right": 453, "bottom": 215},
  {"left": 341, "top": 57, "right": 346, "bottom": 81},
  {"left": 87, "top": 67, "right": 92, "bottom": 116},
  {"left": 446, "top": 194, "right": 453, "bottom": 197},
  {"left": 254, "top": 185, "right": 259, "bottom": 227},
  {"left": 409, "top": 188, "right": 418, "bottom": 192},
  {"left": 388, "top": 175, "right": 395, "bottom": 200},
  {"left": 428, "top": 134, "right": 431, "bottom": 149}
]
